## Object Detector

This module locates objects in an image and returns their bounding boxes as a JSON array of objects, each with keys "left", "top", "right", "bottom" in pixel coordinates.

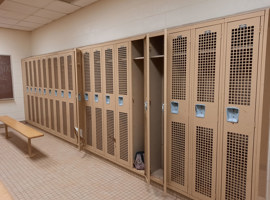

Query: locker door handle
[{"left": 144, "top": 101, "right": 148, "bottom": 111}]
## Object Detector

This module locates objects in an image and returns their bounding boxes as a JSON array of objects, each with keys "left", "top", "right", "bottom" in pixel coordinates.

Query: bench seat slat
[{"left": 0, "top": 116, "right": 44, "bottom": 139}]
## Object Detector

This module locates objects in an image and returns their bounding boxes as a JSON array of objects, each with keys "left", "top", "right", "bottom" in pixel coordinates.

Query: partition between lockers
[{"left": 22, "top": 50, "right": 79, "bottom": 145}]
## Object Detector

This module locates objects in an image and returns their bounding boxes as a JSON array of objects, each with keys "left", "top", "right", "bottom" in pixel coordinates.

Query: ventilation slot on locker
[
  {"left": 38, "top": 60, "right": 42, "bottom": 87},
  {"left": 94, "top": 51, "right": 101, "bottom": 93},
  {"left": 31, "top": 96, "right": 35, "bottom": 122},
  {"left": 96, "top": 108, "right": 103, "bottom": 150},
  {"left": 60, "top": 56, "right": 66, "bottom": 90},
  {"left": 69, "top": 103, "right": 75, "bottom": 139},
  {"left": 56, "top": 100, "right": 60, "bottom": 133},
  {"left": 118, "top": 46, "right": 127, "bottom": 95},
  {"left": 105, "top": 48, "right": 113, "bottom": 94},
  {"left": 67, "top": 55, "right": 73, "bottom": 90},
  {"left": 107, "top": 110, "right": 115, "bottom": 156},
  {"left": 43, "top": 59, "right": 47, "bottom": 88},
  {"left": 27, "top": 95, "right": 31, "bottom": 120},
  {"left": 25, "top": 62, "right": 29, "bottom": 86},
  {"left": 54, "top": 57, "right": 59, "bottom": 89},
  {"left": 229, "top": 26, "right": 254, "bottom": 106},
  {"left": 119, "top": 112, "right": 128, "bottom": 162},
  {"left": 86, "top": 106, "right": 92, "bottom": 146},
  {"left": 40, "top": 98, "right": 44, "bottom": 126},
  {"left": 225, "top": 132, "right": 248, "bottom": 200},
  {"left": 33, "top": 61, "right": 37, "bottom": 87},
  {"left": 172, "top": 36, "right": 187, "bottom": 100},
  {"left": 45, "top": 99, "right": 49, "bottom": 128},
  {"left": 50, "top": 99, "right": 54, "bottom": 130},
  {"left": 171, "top": 122, "right": 185, "bottom": 186},
  {"left": 29, "top": 61, "right": 33, "bottom": 87},
  {"left": 197, "top": 32, "right": 217, "bottom": 102},
  {"left": 195, "top": 126, "right": 213, "bottom": 198},
  {"left": 62, "top": 102, "right": 67, "bottom": 135},
  {"left": 84, "top": 52, "right": 91, "bottom": 92},
  {"left": 48, "top": 59, "right": 53, "bottom": 88},
  {"left": 35, "top": 97, "right": 39, "bottom": 124}
]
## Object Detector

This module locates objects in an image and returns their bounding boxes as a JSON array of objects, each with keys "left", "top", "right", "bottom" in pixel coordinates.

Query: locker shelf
[
  {"left": 151, "top": 168, "right": 164, "bottom": 180},
  {"left": 150, "top": 55, "right": 164, "bottom": 59},
  {"left": 133, "top": 57, "right": 144, "bottom": 60}
]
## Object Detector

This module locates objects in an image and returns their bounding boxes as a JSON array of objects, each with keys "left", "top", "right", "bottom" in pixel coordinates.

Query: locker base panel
[
  {"left": 84, "top": 145, "right": 146, "bottom": 177},
  {"left": 26, "top": 120, "right": 77, "bottom": 146}
]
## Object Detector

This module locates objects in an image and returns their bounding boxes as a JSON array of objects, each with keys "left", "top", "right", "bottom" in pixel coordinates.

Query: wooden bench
[{"left": 0, "top": 116, "right": 44, "bottom": 157}]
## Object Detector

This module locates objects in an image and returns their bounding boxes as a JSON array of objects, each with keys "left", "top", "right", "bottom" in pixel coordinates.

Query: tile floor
[{"left": 0, "top": 126, "right": 185, "bottom": 200}]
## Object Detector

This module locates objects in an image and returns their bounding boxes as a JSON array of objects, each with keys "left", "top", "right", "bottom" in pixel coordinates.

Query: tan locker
[
  {"left": 103, "top": 45, "right": 117, "bottom": 161},
  {"left": 190, "top": 24, "right": 222, "bottom": 200},
  {"left": 82, "top": 50, "right": 93, "bottom": 148},
  {"left": 167, "top": 30, "right": 191, "bottom": 193},
  {"left": 116, "top": 42, "right": 131, "bottom": 167},
  {"left": 221, "top": 17, "right": 261, "bottom": 200},
  {"left": 92, "top": 47, "right": 105, "bottom": 155}
]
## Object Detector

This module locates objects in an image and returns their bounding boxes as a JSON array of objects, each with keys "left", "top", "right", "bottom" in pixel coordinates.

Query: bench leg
[
  {"left": 28, "top": 139, "right": 32, "bottom": 157},
  {"left": 5, "top": 124, "right": 8, "bottom": 139}
]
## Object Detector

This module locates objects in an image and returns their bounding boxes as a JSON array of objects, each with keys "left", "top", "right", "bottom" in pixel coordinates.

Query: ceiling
[{"left": 0, "top": 0, "right": 98, "bottom": 31}]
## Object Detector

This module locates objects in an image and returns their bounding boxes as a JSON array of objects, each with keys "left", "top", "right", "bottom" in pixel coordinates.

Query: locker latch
[
  {"left": 144, "top": 101, "right": 148, "bottom": 111},
  {"left": 106, "top": 95, "right": 110, "bottom": 104},
  {"left": 84, "top": 93, "right": 88, "bottom": 101},
  {"left": 61, "top": 91, "right": 64, "bottom": 98},
  {"left": 49, "top": 89, "right": 51, "bottom": 95},
  {"left": 26, "top": 87, "right": 29, "bottom": 92},
  {"left": 35, "top": 88, "right": 37, "bottom": 93},
  {"left": 39, "top": 88, "right": 42, "bottom": 94},
  {"left": 195, "top": 104, "right": 205, "bottom": 118},
  {"left": 170, "top": 101, "right": 179, "bottom": 114},
  {"left": 30, "top": 88, "right": 32, "bottom": 92},
  {"left": 78, "top": 94, "right": 82, "bottom": 102},
  {"left": 162, "top": 103, "right": 164, "bottom": 112},
  {"left": 119, "top": 96, "right": 124, "bottom": 106},
  {"left": 68, "top": 91, "right": 71, "bottom": 99},
  {"left": 95, "top": 94, "right": 98, "bottom": 102},
  {"left": 44, "top": 89, "right": 46, "bottom": 95},
  {"left": 226, "top": 107, "right": 239, "bottom": 123},
  {"left": 55, "top": 90, "right": 57, "bottom": 96}
]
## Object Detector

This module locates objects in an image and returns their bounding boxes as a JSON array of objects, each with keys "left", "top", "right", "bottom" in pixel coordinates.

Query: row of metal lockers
[{"left": 22, "top": 9, "right": 270, "bottom": 200}]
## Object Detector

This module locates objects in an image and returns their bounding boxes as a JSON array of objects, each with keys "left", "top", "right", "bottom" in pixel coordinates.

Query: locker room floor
[{"left": 0, "top": 126, "right": 187, "bottom": 200}]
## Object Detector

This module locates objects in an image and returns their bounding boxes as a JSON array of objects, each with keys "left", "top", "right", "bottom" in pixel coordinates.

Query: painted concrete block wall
[
  {"left": 31, "top": 0, "right": 270, "bottom": 55},
  {"left": 0, "top": 28, "right": 31, "bottom": 121}
]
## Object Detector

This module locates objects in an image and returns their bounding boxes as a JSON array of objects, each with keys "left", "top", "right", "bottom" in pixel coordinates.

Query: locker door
[
  {"left": 83, "top": 50, "right": 93, "bottom": 148},
  {"left": 103, "top": 45, "right": 117, "bottom": 161},
  {"left": 116, "top": 42, "right": 131, "bottom": 167},
  {"left": 221, "top": 17, "right": 261, "bottom": 200},
  {"left": 167, "top": 30, "right": 190, "bottom": 193},
  {"left": 92, "top": 48, "right": 104, "bottom": 155},
  {"left": 191, "top": 24, "right": 222, "bottom": 200}
]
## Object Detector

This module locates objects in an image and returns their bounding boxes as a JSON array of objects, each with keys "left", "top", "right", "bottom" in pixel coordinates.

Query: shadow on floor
[{"left": 0, "top": 131, "right": 48, "bottom": 160}]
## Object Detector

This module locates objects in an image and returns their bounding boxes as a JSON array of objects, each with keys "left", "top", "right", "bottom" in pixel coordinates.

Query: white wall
[
  {"left": 0, "top": 28, "right": 31, "bottom": 121},
  {"left": 31, "top": 0, "right": 270, "bottom": 55}
]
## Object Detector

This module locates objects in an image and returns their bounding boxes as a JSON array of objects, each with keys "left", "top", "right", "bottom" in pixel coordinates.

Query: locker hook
[{"left": 144, "top": 101, "right": 148, "bottom": 111}]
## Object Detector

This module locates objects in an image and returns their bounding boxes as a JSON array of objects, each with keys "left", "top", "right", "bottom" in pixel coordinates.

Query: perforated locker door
[
  {"left": 221, "top": 17, "right": 261, "bottom": 200},
  {"left": 92, "top": 48, "right": 105, "bottom": 155},
  {"left": 103, "top": 45, "right": 117, "bottom": 161},
  {"left": 83, "top": 50, "right": 94, "bottom": 148},
  {"left": 167, "top": 30, "right": 190, "bottom": 193},
  {"left": 191, "top": 24, "right": 222, "bottom": 200},
  {"left": 116, "top": 42, "right": 131, "bottom": 167}
]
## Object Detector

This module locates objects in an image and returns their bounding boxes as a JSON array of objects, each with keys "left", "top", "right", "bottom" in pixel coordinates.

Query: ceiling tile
[
  {"left": 34, "top": 9, "right": 66, "bottom": 20},
  {"left": 0, "top": 9, "right": 27, "bottom": 20},
  {"left": 9, "top": 0, "right": 55, "bottom": 8},
  {"left": 0, "top": 1, "right": 39, "bottom": 15},
  {"left": 0, "top": 23, "right": 16, "bottom": 29},
  {"left": 72, "top": 0, "right": 97, "bottom": 7},
  {"left": 46, "top": 1, "right": 80, "bottom": 14},
  {"left": 0, "top": 17, "right": 18, "bottom": 25},
  {"left": 17, "top": 21, "right": 42, "bottom": 28},
  {"left": 11, "top": 25, "right": 32, "bottom": 31},
  {"left": 24, "top": 15, "right": 52, "bottom": 24}
]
